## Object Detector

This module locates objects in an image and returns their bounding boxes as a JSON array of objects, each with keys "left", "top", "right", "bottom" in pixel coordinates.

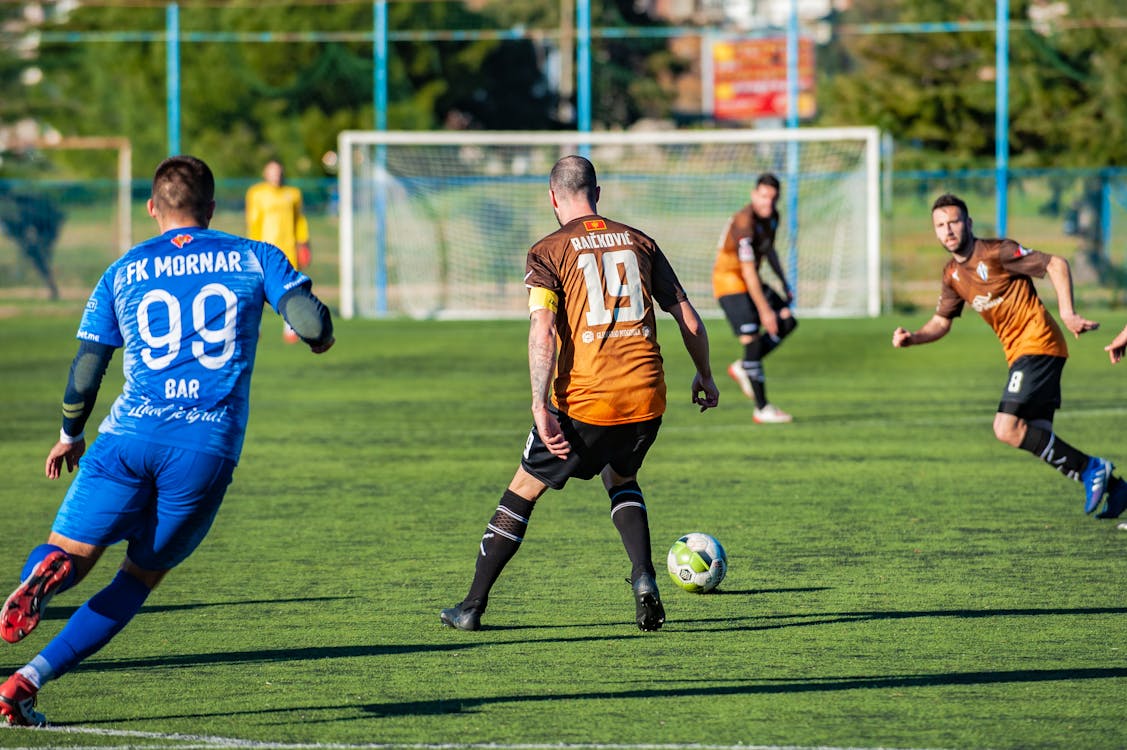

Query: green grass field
[{"left": 2, "top": 308, "right": 1127, "bottom": 749}]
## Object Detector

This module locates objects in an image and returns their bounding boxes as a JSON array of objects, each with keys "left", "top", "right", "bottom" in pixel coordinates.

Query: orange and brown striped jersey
[
  {"left": 935, "top": 237, "right": 1067, "bottom": 364},
  {"left": 525, "top": 214, "right": 688, "bottom": 426},
  {"left": 711, "top": 203, "right": 779, "bottom": 298}
]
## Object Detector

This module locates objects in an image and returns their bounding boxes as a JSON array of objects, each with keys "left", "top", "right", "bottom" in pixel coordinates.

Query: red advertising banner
[{"left": 712, "top": 37, "right": 816, "bottom": 121}]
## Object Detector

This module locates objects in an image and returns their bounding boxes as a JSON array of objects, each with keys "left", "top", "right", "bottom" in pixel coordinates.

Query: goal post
[{"left": 338, "top": 128, "right": 881, "bottom": 320}]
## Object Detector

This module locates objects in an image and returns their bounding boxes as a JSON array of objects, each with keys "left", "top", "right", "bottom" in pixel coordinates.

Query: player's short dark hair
[
  {"left": 756, "top": 173, "right": 780, "bottom": 192},
  {"left": 932, "top": 193, "right": 968, "bottom": 216},
  {"left": 550, "top": 155, "right": 598, "bottom": 204},
  {"left": 152, "top": 155, "right": 215, "bottom": 225}
]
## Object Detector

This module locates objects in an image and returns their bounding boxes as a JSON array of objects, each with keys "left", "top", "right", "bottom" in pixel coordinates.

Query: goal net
[{"left": 338, "top": 128, "right": 881, "bottom": 320}]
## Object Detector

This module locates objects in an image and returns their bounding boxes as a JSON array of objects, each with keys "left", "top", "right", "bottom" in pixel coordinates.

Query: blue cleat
[
  {"left": 1096, "top": 480, "right": 1127, "bottom": 520},
  {"left": 1082, "top": 457, "right": 1113, "bottom": 514}
]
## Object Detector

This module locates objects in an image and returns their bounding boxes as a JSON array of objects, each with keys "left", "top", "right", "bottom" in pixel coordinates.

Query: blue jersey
[{"left": 78, "top": 227, "right": 309, "bottom": 461}]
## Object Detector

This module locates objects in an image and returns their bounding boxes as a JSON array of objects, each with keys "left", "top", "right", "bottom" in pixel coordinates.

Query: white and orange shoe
[
  {"left": 727, "top": 361, "right": 754, "bottom": 400},
  {"left": 753, "top": 403, "right": 793, "bottom": 424},
  {"left": 1, "top": 550, "right": 72, "bottom": 644},
  {"left": 0, "top": 673, "right": 46, "bottom": 726}
]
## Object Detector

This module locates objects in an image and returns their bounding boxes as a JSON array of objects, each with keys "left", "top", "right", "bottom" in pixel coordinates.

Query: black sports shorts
[
  {"left": 996, "top": 354, "right": 1065, "bottom": 422},
  {"left": 520, "top": 406, "right": 662, "bottom": 490},
  {"left": 718, "top": 286, "right": 789, "bottom": 337}
]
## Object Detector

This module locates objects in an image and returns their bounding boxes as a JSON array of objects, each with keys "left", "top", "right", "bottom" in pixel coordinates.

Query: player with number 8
[{"left": 892, "top": 193, "right": 1127, "bottom": 519}]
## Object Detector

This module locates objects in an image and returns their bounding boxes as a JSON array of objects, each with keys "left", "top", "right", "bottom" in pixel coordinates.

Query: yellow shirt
[{"left": 245, "top": 182, "right": 309, "bottom": 268}]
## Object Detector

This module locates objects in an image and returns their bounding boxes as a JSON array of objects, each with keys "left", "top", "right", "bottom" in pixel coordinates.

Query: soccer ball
[{"left": 667, "top": 532, "right": 727, "bottom": 593}]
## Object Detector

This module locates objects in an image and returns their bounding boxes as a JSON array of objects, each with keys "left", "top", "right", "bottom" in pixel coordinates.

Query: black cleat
[
  {"left": 632, "top": 573, "right": 665, "bottom": 632},
  {"left": 440, "top": 602, "right": 483, "bottom": 631},
  {"left": 1097, "top": 481, "right": 1127, "bottom": 519}
]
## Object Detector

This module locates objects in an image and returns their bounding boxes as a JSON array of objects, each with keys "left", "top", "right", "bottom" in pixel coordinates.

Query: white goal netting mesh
[{"left": 339, "top": 129, "right": 880, "bottom": 319}]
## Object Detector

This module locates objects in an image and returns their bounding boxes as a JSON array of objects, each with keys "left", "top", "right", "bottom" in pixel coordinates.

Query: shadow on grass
[
  {"left": 64, "top": 604, "right": 1127, "bottom": 674},
  {"left": 67, "top": 664, "right": 1127, "bottom": 724},
  {"left": 44, "top": 595, "right": 356, "bottom": 622},
  {"left": 358, "top": 665, "right": 1127, "bottom": 717}
]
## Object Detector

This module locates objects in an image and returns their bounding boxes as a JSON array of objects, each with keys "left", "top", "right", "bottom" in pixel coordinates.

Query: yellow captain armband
[{"left": 528, "top": 287, "right": 558, "bottom": 314}]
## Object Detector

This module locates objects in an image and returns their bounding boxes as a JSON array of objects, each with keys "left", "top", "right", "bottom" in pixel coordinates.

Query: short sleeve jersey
[
  {"left": 78, "top": 227, "right": 310, "bottom": 461},
  {"left": 711, "top": 203, "right": 779, "bottom": 297},
  {"left": 525, "top": 215, "right": 688, "bottom": 426},
  {"left": 935, "top": 237, "right": 1067, "bottom": 364}
]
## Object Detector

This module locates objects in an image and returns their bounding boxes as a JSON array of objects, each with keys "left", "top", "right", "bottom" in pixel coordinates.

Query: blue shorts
[{"left": 53, "top": 434, "right": 236, "bottom": 571}]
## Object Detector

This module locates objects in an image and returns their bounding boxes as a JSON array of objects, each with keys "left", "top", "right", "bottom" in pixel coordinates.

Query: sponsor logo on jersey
[
  {"left": 580, "top": 325, "right": 649, "bottom": 343},
  {"left": 976, "top": 261, "right": 989, "bottom": 281},
  {"left": 971, "top": 293, "right": 1005, "bottom": 313},
  {"left": 171, "top": 234, "right": 194, "bottom": 249},
  {"left": 85, "top": 298, "right": 97, "bottom": 311},
  {"left": 77, "top": 330, "right": 101, "bottom": 342},
  {"left": 1013, "top": 244, "right": 1031, "bottom": 258},
  {"left": 584, "top": 219, "right": 607, "bottom": 232},
  {"left": 951, "top": 269, "right": 960, "bottom": 282}
]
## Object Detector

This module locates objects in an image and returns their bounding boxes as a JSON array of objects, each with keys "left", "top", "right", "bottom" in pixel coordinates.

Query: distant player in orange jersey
[
  {"left": 440, "top": 155, "right": 719, "bottom": 633},
  {"left": 712, "top": 173, "right": 798, "bottom": 423},
  {"left": 892, "top": 193, "right": 1127, "bottom": 519},
  {"left": 246, "top": 159, "right": 311, "bottom": 343}
]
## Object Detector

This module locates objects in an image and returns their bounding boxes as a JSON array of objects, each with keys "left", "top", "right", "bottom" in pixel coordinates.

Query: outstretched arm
[
  {"left": 892, "top": 314, "right": 953, "bottom": 348},
  {"left": 667, "top": 299, "right": 719, "bottom": 412},
  {"left": 1106, "top": 324, "right": 1127, "bottom": 364},
  {"left": 278, "top": 286, "right": 335, "bottom": 353},
  {"left": 1045, "top": 254, "right": 1099, "bottom": 338}
]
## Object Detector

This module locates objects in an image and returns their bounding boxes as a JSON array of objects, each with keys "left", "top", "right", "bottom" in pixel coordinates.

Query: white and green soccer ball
[{"left": 667, "top": 532, "right": 727, "bottom": 593}]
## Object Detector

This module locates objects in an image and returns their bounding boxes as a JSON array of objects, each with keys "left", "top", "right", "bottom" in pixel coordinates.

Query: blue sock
[
  {"left": 37, "top": 571, "right": 150, "bottom": 680},
  {"left": 21, "top": 544, "right": 76, "bottom": 594}
]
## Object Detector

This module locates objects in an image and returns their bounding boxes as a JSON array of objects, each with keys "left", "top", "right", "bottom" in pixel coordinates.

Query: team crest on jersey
[
  {"left": 171, "top": 234, "right": 194, "bottom": 249},
  {"left": 583, "top": 219, "right": 607, "bottom": 232},
  {"left": 1012, "top": 244, "right": 1031, "bottom": 258},
  {"left": 976, "top": 262, "right": 989, "bottom": 281}
]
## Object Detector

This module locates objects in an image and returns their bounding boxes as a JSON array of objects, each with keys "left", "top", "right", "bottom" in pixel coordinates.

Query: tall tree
[{"left": 818, "top": 0, "right": 1127, "bottom": 169}]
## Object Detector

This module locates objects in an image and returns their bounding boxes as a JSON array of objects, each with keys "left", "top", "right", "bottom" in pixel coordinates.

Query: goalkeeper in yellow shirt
[{"left": 246, "top": 159, "right": 311, "bottom": 342}]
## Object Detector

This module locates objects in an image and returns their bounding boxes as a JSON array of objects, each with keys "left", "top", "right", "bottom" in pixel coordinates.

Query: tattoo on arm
[{"left": 529, "top": 335, "right": 555, "bottom": 409}]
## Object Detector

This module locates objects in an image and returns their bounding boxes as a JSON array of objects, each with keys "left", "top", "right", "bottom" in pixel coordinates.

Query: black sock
[
  {"left": 1019, "top": 426, "right": 1089, "bottom": 480},
  {"left": 760, "top": 315, "right": 797, "bottom": 358},
  {"left": 609, "top": 481, "right": 654, "bottom": 581},
  {"left": 741, "top": 339, "right": 768, "bottom": 408},
  {"left": 464, "top": 490, "right": 535, "bottom": 609}
]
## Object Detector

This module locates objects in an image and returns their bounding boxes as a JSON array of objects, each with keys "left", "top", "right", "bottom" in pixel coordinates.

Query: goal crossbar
[{"left": 339, "top": 127, "right": 881, "bottom": 320}]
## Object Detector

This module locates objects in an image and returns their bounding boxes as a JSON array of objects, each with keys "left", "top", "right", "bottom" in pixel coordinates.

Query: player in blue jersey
[{"left": 0, "top": 155, "right": 335, "bottom": 726}]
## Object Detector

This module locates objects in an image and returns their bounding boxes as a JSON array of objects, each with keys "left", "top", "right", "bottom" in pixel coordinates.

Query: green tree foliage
[
  {"left": 818, "top": 0, "right": 1127, "bottom": 168},
  {"left": 27, "top": 1, "right": 560, "bottom": 179}
]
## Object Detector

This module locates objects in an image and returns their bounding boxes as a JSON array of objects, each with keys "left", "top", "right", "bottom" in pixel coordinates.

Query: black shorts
[
  {"left": 997, "top": 354, "right": 1065, "bottom": 422},
  {"left": 718, "top": 287, "right": 789, "bottom": 337},
  {"left": 520, "top": 407, "right": 662, "bottom": 491}
]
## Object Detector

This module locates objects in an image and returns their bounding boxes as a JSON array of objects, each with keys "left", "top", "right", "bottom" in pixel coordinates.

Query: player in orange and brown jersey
[
  {"left": 440, "top": 155, "right": 719, "bottom": 633},
  {"left": 712, "top": 173, "right": 798, "bottom": 423},
  {"left": 893, "top": 193, "right": 1127, "bottom": 519}
]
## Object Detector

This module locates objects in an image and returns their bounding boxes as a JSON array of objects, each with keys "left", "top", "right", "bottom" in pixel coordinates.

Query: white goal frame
[{"left": 338, "top": 127, "right": 882, "bottom": 319}]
